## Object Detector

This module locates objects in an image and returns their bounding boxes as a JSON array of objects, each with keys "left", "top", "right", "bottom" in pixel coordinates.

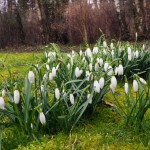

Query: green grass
[{"left": 0, "top": 52, "right": 150, "bottom": 150}]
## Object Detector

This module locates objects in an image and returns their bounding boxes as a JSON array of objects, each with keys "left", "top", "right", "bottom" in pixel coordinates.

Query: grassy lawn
[{"left": 0, "top": 52, "right": 150, "bottom": 150}]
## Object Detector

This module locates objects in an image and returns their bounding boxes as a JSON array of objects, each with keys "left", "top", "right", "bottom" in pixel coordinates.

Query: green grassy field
[{"left": 0, "top": 52, "right": 150, "bottom": 150}]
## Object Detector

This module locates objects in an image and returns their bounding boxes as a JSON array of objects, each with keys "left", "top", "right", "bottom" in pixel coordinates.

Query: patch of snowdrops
[{"left": 0, "top": 40, "right": 150, "bottom": 134}]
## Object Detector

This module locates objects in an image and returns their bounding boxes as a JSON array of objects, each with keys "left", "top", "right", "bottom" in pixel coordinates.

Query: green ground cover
[{"left": 0, "top": 52, "right": 150, "bottom": 150}]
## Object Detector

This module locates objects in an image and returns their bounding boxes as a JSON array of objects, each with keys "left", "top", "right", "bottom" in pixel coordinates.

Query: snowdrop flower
[
  {"left": 79, "top": 50, "right": 83, "bottom": 56},
  {"left": 2, "top": 89, "right": 6, "bottom": 97},
  {"left": 103, "top": 41, "right": 107, "bottom": 47},
  {"left": 48, "top": 52, "right": 56, "bottom": 61},
  {"left": 31, "top": 123, "right": 33, "bottom": 129},
  {"left": 39, "top": 112, "right": 46, "bottom": 125},
  {"left": 47, "top": 58, "right": 50, "bottom": 63},
  {"left": 118, "top": 64, "right": 124, "bottom": 75},
  {"left": 56, "top": 64, "right": 59, "bottom": 71},
  {"left": 0, "top": 97, "right": 5, "bottom": 109},
  {"left": 99, "top": 58, "right": 103, "bottom": 66},
  {"left": 14, "top": 90, "right": 20, "bottom": 104},
  {"left": 28, "top": 71, "right": 35, "bottom": 84},
  {"left": 135, "top": 50, "right": 139, "bottom": 58},
  {"left": 41, "top": 85, "right": 45, "bottom": 93},
  {"left": 46, "top": 64, "right": 50, "bottom": 70},
  {"left": 87, "top": 94, "right": 92, "bottom": 104},
  {"left": 128, "top": 54, "right": 132, "bottom": 61},
  {"left": 89, "top": 63, "right": 92, "bottom": 71},
  {"left": 107, "top": 66, "right": 113, "bottom": 76},
  {"left": 75, "top": 67, "right": 83, "bottom": 78},
  {"left": 111, "top": 50, "right": 114, "bottom": 58},
  {"left": 103, "top": 49, "right": 107, "bottom": 55},
  {"left": 49, "top": 73, "right": 53, "bottom": 81},
  {"left": 110, "top": 84, "right": 115, "bottom": 93},
  {"left": 95, "top": 63, "right": 99, "bottom": 71},
  {"left": 115, "top": 67, "right": 118, "bottom": 75},
  {"left": 133, "top": 80, "right": 138, "bottom": 92},
  {"left": 104, "top": 62, "right": 109, "bottom": 72},
  {"left": 110, "top": 42, "right": 114, "bottom": 49},
  {"left": 67, "top": 63, "right": 71, "bottom": 70},
  {"left": 85, "top": 48, "right": 92, "bottom": 58},
  {"left": 43, "top": 74, "right": 47, "bottom": 81},
  {"left": 70, "top": 94, "right": 74, "bottom": 105},
  {"left": 52, "top": 67, "right": 56, "bottom": 77},
  {"left": 139, "top": 78, "right": 147, "bottom": 85},
  {"left": 55, "top": 88, "right": 60, "bottom": 100},
  {"left": 93, "top": 47, "right": 99, "bottom": 54},
  {"left": 93, "top": 81, "right": 100, "bottom": 93},
  {"left": 99, "top": 77, "right": 105, "bottom": 89},
  {"left": 111, "top": 76, "right": 117, "bottom": 89},
  {"left": 72, "top": 51, "right": 76, "bottom": 57},
  {"left": 127, "top": 47, "right": 132, "bottom": 55},
  {"left": 124, "top": 83, "right": 129, "bottom": 94},
  {"left": 86, "top": 71, "right": 90, "bottom": 81}
]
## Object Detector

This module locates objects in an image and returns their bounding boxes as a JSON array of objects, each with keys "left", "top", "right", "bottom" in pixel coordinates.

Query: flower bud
[
  {"left": 49, "top": 73, "right": 53, "bottom": 81},
  {"left": 133, "top": 80, "right": 138, "bottom": 92},
  {"left": 28, "top": 71, "right": 35, "bottom": 84},
  {"left": 14, "top": 90, "right": 20, "bottom": 104},
  {"left": 0, "top": 97, "right": 5, "bottom": 109},
  {"left": 93, "top": 81, "right": 100, "bottom": 93},
  {"left": 99, "top": 77, "right": 105, "bottom": 89},
  {"left": 52, "top": 67, "right": 56, "bottom": 77},
  {"left": 124, "top": 83, "right": 129, "bottom": 94},
  {"left": 104, "top": 62, "right": 109, "bottom": 72},
  {"left": 55, "top": 88, "right": 60, "bottom": 100},
  {"left": 111, "top": 76, "right": 117, "bottom": 89},
  {"left": 139, "top": 78, "right": 147, "bottom": 85},
  {"left": 118, "top": 64, "right": 124, "bottom": 75},
  {"left": 39, "top": 112, "right": 46, "bottom": 125},
  {"left": 70, "top": 94, "right": 74, "bottom": 105},
  {"left": 93, "top": 47, "right": 99, "bottom": 54}
]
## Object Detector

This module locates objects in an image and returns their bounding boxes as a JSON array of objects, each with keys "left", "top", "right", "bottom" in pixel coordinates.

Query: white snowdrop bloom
[
  {"left": 110, "top": 84, "right": 115, "bottom": 93},
  {"left": 52, "top": 67, "right": 56, "bottom": 77},
  {"left": 70, "top": 94, "right": 74, "bottom": 105},
  {"left": 0, "top": 97, "right": 5, "bottom": 109},
  {"left": 55, "top": 88, "right": 60, "bottom": 100},
  {"left": 48, "top": 52, "right": 56, "bottom": 61},
  {"left": 104, "top": 62, "right": 109, "bottom": 72},
  {"left": 79, "top": 50, "right": 83, "bottom": 56},
  {"left": 142, "top": 44, "right": 145, "bottom": 50},
  {"left": 103, "top": 49, "right": 107, "bottom": 55},
  {"left": 14, "top": 90, "right": 20, "bottom": 104},
  {"left": 95, "top": 63, "right": 99, "bottom": 71},
  {"left": 107, "top": 66, "right": 113, "bottom": 76},
  {"left": 89, "top": 63, "right": 92, "bottom": 71},
  {"left": 43, "top": 74, "right": 47, "bottom": 81},
  {"left": 75, "top": 67, "right": 82, "bottom": 78},
  {"left": 110, "top": 43, "right": 114, "bottom": 49},
  {"left": 111, "top": 76, "right": 117, "bottom": 89},
  {"left": 139, "top": 78, "right": 147, "bottom": 85},
  {"left": 93, "top": 81, "right": 100, "bottom": 93},
  {"left": 41, "top": 85, "right": 45, "bottom": 93},
  {"left": 56, "top": 64, "right": 59, "bottom": 71},
  {"left": 86, "top": 71, "right": 90, "bottom": 81},
  {"left": 2, "top": 89, "right": 6, "bottom": 97},
  {"left": 99, "top": 77, "right": 105, "bottom": 89},
  {"left": 127, "top": 47, "right": 132, "bottom": 56},
  {"left": 115, "top": 67, "right": 118, "bottom": 75},
  {"left": 72, "top": 51, "right": 76, "bottom": 57},
  {"left": 124, "top": 83, "right": 129, "bottom": 94},
  {"left": 39, "top": 112, "right": 46, "bottom": 125},
  {"left": 87, "top": 94, "right": 92, "bottom": 104},
  {"left": 49, "top": 73, "right": 53, "bottom": 81},
  {"left": 135, "top": 50, "right": 139, "bottom": 58},
  {"left": 118, "top": 64, "right": 124, "bottom": 75},
  {"left": 67, "top": 63, "right": 71, "bottom": 70},
  {"left": 31, "top": 123, "right": 33, "bottom": 129},
  {"left": 103, "top": 41, "right": 107, "bottom": 47},
  {"left": 28, "top": 71, "right": 35, "bottom": 84},
  {"left": 46, "top": 64, "right": 50, "bottom": 70},
  {"left": 133, "top": 80, "right": 138, "bottom": 92},
  {"left": 93, "top": 47, "right": 99, "bottom": 54},
  {"left": 99, "top": 58, "right": 103, "bottom": 66},
  {"left": 128, "top": 54, "right": 132, "bottom": 61},
  {"left": 47, "top": 58, "right": 50, "bottom": 63},
  {"left": 85, "top": 48, "right": 92, "bottom": 58},
  {"left": 111, "top": 50, "right": 114, "bottom": 58}
]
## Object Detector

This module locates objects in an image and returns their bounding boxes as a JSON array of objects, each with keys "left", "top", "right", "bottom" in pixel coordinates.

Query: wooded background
[{"left": 0, "top": 0, "right": 150, "bottom": 48}]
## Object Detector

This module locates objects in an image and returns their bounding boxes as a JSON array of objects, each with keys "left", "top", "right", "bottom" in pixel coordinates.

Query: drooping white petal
[
  {"left": 104, "top": 62, "right": 109, "bottom": 72},
  {"left": 139, "top": 78, "right": 147, "bottom": 85},
  {"left": 111, "top": 76, "right": 117, "bottom": 88},
  {"left": 28, "top": 71, "right": 35, "bottom": 84},
  {"left": 49, "top": 73, "right": 53, "bottom": 81},
  {"left": 124, "top": 83, "right": 129, "bottom": 94},
  {"left": 118, "top": 64, "right": 124, "bottom": 75},
  {"left": 55, "top": 88, "right": 60, "bottom": 100},
  {"left": 52, "top": 67, "right": 56, "bottom": 77},
  {"left": 0, "top": 97, "right": 5, "bottom": 109},
  {"left": 39, "top": 112, "right": 46, "bottom": 125},
  {"left": 133, "top": 80, "right": 138, "bottom": 92},
  {"left": 70, "top": 94, "right": 74, "bottom": 105},
  {"left": 93, "top": 81, "right": 100, "bottom": 93},
  {"left": 99, "top": 77, "right": 105, "bottom": 89},
  {"left": 93, "top": 47, "right": 99, "bottom": 54},
  {"left": 107, "top": 66, "right": 113, "bottom": 76},
  {"left": 14, "top": 90, "right": 20, "bottom": 104}
]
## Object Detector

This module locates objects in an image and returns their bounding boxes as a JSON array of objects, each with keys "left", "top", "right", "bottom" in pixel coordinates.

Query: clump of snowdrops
[{"left": 0, "top": 39, "right": 149, "bottom": 135}]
